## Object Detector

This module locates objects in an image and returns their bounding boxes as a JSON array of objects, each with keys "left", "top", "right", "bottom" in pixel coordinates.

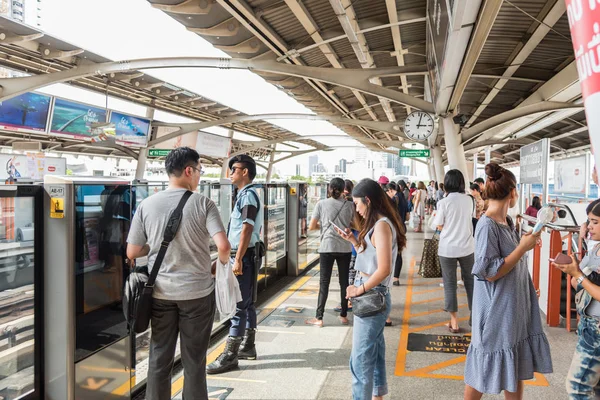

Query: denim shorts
[{"left": 566, "top": 317, "right": 600, "bottom": 399}]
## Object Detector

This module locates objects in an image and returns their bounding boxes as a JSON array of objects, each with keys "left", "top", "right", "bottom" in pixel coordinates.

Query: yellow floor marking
[
  {"left": 395, "top": 257, "right": 550, "bottom": 388},
  {"left": 80, "top": 365, "right": 131, "bottom": 373},
  {"left": 171, "top": 273, "right": 314, "bottom": 395},
  {"left": 409, "top": 304, "right": 468, "bottom": 319}
]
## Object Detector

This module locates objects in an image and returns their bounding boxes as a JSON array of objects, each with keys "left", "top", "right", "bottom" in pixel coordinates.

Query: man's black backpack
[{"left": 123, "top": 191, "right": 192, "bottom": 333}]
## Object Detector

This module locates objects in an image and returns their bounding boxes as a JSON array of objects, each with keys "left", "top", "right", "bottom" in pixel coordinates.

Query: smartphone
[
  {"left": 549, "top": 253, "right": 573, "bottom": 265},
  {"left": 330, "top": 220, "right": 348, "bottom": 235}
]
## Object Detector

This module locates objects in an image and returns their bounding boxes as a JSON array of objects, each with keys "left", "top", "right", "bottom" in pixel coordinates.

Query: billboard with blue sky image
[
  {"left": 0, "top": 92, "right": 51, "bottom": 133},
  {"left": 110, "top": 111, "right": 150, "bottom": 147},
  {"left": 50, "top": 98, "right": 108, "bottom": 139}
]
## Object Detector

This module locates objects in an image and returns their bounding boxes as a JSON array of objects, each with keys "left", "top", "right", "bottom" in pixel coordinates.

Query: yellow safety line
[{"left": 207, "top": 376, "right": 268, "bottom": 383}]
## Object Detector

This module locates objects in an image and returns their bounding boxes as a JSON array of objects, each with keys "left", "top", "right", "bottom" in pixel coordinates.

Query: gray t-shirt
[
  {"left": 580, "top": 246, "right": 600, "bottom": 317},
  {"left": 312, "top": 197, "right": 354, "bottom": 253},
  {"left": 127, "top": 188, "right": 225, "bottom": 301}
]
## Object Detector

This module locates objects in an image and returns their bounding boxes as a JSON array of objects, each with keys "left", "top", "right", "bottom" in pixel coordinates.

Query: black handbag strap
[{"left": 147, "top": 190, "right": 193, "bottom": 287}]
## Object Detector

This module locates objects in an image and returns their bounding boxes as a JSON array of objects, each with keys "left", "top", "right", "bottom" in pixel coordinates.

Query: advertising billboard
[
  {"left": 0, "top": 154, "right": 66, "bottom": 181},
  {"left": 110, "top": 111, "right": 150, "bottom": 147},
  {"left": 50, "top": 98, "right": 108, "bottom": 140},
  {"left": 196, "top": 131, "right": 231, "bottom": 159},
  {"left": 554, "top": 154, "right": 589, "bottom": 194},
  {"left": 0, "top": 92, "right": 51, "bottom": 133}
]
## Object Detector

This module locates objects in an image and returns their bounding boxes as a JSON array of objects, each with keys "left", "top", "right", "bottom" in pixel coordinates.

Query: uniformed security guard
[{"left": 207, "top": 154, "right": 264, "bottom": 374}]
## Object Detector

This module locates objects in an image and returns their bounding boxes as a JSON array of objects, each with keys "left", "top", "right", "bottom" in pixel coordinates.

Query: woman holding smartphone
[
  {"left": 335, "top": 178, "right": 406, "bottom": 399},
  {"left": 553, "top": 199, "right": 600, "bottom": 399},
  {"left": 306, "top": 177, "right": 355, "bottom": 327},
  {"left": 464, "top": 163, "right": 552, "bottom": 399}
]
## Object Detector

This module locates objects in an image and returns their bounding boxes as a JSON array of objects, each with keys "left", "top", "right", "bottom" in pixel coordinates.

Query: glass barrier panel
[
  {"left": 265, "top": 185, "right": 286, "bottom": 281},
  {"left": 0, "top": 186, "right": 42, "bottom": 400},
  {"left": 297, "top": 183, "right": 308, "bottom": 273}
]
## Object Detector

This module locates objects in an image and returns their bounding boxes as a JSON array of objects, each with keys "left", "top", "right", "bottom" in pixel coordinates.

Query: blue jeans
[
  {"left": 229, "top": 249, "right": 257, "bottom": 337},
  {"left": 350, "top": 275, "right": 391, "bottom": 399},
  {"left": 566, "top": 316, "right": 600, "bottom": 399}
]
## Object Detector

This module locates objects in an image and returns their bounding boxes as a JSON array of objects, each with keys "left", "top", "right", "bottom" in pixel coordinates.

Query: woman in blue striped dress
[{"left": 464, "top": 164, "right": 552, "bottom": 399}]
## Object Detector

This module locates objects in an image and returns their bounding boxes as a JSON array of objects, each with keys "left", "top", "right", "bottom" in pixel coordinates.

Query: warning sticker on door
[{"left": 50, "top": 198, "right": 64, "bottom": 219}]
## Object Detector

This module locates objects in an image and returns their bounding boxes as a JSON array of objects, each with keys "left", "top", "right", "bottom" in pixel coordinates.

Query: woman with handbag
[
  {"left": 334, "top": 178, "right": 406, "bottom": 399},
  {"left": 464, "top": 163, "right": 551, "bottom": 399},
  {"left": 305, "top": 178, "right": 355, "bottom": 327},
  {"left": 432, "top": 170, "right": 475, "bottom": 334}
]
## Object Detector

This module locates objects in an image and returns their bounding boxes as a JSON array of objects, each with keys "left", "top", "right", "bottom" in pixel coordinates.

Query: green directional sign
[
  {"left": 148, "top": 149, "right": 171, "bottom": 157},
  {"left": 399, "top": 149, "right": 430, "bottom": 158}
]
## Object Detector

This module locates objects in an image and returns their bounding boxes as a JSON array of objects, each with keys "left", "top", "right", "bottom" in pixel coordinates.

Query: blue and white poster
[
  {"left": 0, "top": 92, "right": 51, "bottom": 133},
  {"left": 110, "top": 111, "right": 150, "bottom": 147},
  {"left": 50, "top": 98, "right": 108, "bottom": 140}
]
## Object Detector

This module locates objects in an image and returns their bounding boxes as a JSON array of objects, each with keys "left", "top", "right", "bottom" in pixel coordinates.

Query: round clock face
[{"left": 404, "top": 111, "right": 435, "bottom": 141}]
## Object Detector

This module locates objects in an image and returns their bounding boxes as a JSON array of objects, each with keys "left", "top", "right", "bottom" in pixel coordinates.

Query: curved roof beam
[
  {"left": 462, "top": 139, "right": 565, "bottom": 153},
  {"left": 0, "top": 57, "right": 433, "bottom": 113},
  {"left": 149, "top": 114, "right": 406, "bottom": 146},
  {"left": 460, "top": 101, "right": 583, "bottom": 144}
]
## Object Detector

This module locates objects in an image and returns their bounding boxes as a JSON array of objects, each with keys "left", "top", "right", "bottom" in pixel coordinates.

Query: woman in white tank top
[{"left": 334, "top": 179, "right": 406, "bottom": 399}]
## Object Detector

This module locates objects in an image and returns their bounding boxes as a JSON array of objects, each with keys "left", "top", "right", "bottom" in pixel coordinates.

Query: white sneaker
[
  {"left": 457, "top": 280, "right": 464, "bottom": 286},
  {"left": 439, "top": 282, "right": 444, "bottom": 287}
]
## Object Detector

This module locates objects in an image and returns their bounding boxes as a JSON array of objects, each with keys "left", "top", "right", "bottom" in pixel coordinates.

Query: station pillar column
[
  {"left": 266, "top": 145, "right": 276, "bottom": 183},
  {"left": 221, "top": 129, "right": 234, "bottom": 178},
  {"left": 135, "top": 107, "right": 155, "bottom": 180},
  {"left": 432, "top": 146, "right": 445, "bottom": 183},
  {"left": 442, "top": 117, "right": 469, "bottom": 182}
]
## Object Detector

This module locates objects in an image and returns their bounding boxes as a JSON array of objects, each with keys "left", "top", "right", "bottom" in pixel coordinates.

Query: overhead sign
[
  {"left": 148, "top": 149, "right": 171, "bottom": 157},
  {"left": 0, "top": 92, "right": 51, "bottom": 134},
  {"left": 426, "top": 0, "right": 452, "bottom": 101},
  {"left": 148, "top": 125, "right": 200, "bottom": 158},
  {"left": 399, "top": 149, "right": 431, "bottom": 158},
  {"left": 519, "top": 138, "right": 550, "bottom": 184},
  {"left": 0, "top": 154, "right": 66, "bottom": 181},
  {"left": 109, "top": 111, "right": 151, "bottom": 147},
  {"left": 195, "top": 131, "right": 232, "bottom": 159},
  {"left": 407, "top": 333, "right": 470, "bottom": 354},
  {"left": 50, "top": 98, "right": 108, "bottom": 140},
  {"left": 565, "top": 0, "right": 600, "bottom": 175},
  {"left": 555, "top": 154, "right": 589, "bottom": 194}
]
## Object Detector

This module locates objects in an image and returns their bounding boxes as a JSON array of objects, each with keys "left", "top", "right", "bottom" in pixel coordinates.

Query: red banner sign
[{"left": 566, "top": 0, "right": 600, "bottom": 173}]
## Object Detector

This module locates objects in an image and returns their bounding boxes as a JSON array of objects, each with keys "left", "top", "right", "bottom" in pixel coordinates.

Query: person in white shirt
[{"left": 433, "top": 170, "right": 476, "bottom": 333}]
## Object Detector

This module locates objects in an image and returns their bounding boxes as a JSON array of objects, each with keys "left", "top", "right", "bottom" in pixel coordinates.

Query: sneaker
[
  {"left": 457, "top": 280, "right": 464, "bottom": 286},
  {"left": 439, "top": 282, "right": 444, "bottom": 288}
]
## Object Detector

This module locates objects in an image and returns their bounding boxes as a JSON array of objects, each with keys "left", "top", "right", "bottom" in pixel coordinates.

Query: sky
[{"left": 40, "top": 0, "right": 380, "bottom": 176}]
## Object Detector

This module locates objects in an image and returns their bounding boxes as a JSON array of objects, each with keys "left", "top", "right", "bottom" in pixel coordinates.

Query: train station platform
[{"left": 161, "top": 227, "right": 577, "bottom": 400}]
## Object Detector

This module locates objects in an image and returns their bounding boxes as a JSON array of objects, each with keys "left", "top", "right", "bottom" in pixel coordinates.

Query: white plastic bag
[
  {"left": 215, "top": 258, "right": 242, "bottom": 321},
  {"left": 428, "top": 211, "right": 438, "bottom": 231},
  {"left": 408, "top": 212, "right": 416, "bottom": 229}
]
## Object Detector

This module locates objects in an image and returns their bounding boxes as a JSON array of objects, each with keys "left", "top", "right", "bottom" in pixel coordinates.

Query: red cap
[{"left": 378, "top": 176, "right": 389, "bottom": 185}]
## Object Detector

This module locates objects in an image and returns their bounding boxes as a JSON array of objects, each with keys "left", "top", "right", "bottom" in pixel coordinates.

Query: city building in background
[
  {"left": 308, "top": 154, "right": 318, "bottom": 175},
  {"left": 0, "top": 0, "right": 42, "bottom": 27},
  {"left": 339, "top": 158, "right": 347, "bottom": 173}
]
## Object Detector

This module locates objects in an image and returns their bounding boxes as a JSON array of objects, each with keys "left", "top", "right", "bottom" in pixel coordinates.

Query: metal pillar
[
  {"left": 484, "top": 147, "right": 491, "bottom": 165},
  {"left": 432, "top": 146, "right": 445, "bottom": 183},
  {"left": 221, "top": 129, "right": 234, "bottom": 178},
  {"left": 442, "top": 117, "right": 469, "bottom": 181},
  {"left": 266, "top": 145, "right": 276, "bottom": 183},
  {"left": 472, "top": 153, "right": 478, "bottom": 182},
  {"left": 135, "top": 107, "right": 155, "bottom": 180}
]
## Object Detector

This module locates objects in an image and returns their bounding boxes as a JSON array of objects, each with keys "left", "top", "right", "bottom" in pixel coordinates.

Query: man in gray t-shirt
[{"left": 127, "top": 147, "right": 230, "bottom": 400}]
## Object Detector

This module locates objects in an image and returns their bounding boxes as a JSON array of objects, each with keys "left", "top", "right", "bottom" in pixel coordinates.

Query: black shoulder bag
[{"left": 123, "top": 190, "right": 193, "bottom": 333}]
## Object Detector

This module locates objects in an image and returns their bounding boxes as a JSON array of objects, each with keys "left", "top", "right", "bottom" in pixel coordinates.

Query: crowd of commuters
[{"left": 125, "top": 146, "right": 600, "bottom": 400}]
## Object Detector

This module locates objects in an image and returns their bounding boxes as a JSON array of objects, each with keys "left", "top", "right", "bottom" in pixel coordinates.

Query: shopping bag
[
  {"left": 215, "top": 258, "right": 242, "bottom": 321},
  {"left": 408, "top": 212, "right": 416, "bottom": 229},
  {"left": 419, "top": 233, "right": 442, "bottom": 278},
  {"left": 428, "top": 211, "right": 438, "bottom": 231}
]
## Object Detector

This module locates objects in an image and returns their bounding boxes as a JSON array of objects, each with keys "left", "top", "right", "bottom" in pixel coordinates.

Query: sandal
[
  {"left": 446, "top": 321, "right": 460, "bottom": 333},
  {"left": 339, "top": 316, "right": 349, "bottom": 325},
  {"left": 385, "top": 320, "right": 393, "bottom": 327},
  {"left": 305, "top": 318, "right": 323, "bottom": 327}
]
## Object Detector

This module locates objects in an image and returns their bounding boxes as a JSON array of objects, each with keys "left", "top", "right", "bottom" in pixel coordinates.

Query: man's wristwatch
[{"left": 577, "top": 275, "right": 586, "bottom": 285}]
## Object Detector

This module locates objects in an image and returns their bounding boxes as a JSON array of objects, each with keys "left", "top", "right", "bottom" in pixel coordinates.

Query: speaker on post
[{"left": 453, "top": 114, "right": 469, "bottom": 127}]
